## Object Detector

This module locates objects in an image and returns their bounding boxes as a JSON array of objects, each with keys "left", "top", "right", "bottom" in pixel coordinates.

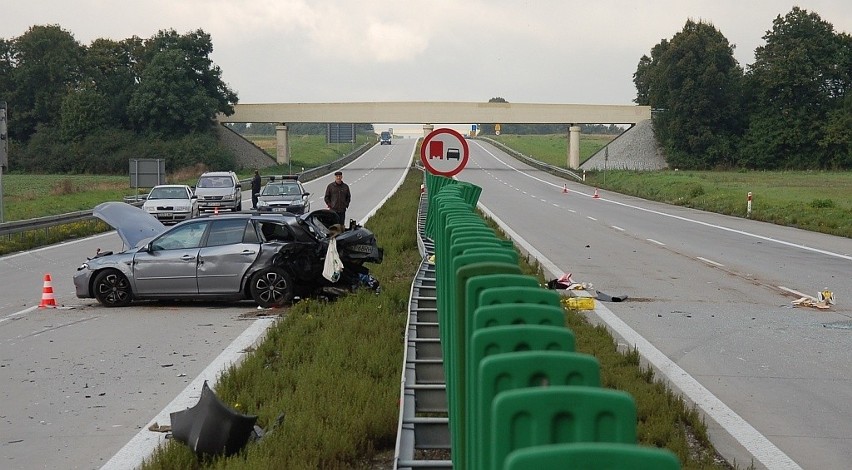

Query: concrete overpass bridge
[{"left": 217, "top": 102, "right": 651, "bottom": 169}]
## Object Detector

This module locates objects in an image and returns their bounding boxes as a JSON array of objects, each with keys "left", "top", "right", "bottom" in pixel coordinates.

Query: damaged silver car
[{"left": 74, "top": 202, "right": 383, "bottom": 308}]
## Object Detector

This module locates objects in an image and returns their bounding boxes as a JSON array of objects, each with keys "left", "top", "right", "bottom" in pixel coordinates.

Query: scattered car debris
[
  {"left": 791, "top": 289, "right": 836, "bottom": 310},
  {"left": 596, "top": 291, "right": 628, "bottom": 302},
  {"left": 169, "top": 381, "right": 257, "bottom": 457}
]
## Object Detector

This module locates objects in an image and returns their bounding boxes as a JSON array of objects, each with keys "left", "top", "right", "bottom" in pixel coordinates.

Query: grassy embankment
[{"left": 489, "top": 133, "right": 852, "bottom": 238}]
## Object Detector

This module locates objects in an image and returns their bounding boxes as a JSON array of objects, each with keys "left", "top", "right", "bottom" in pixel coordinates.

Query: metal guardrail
[
  {"left": 0, "top": 142, "right": 375, "bottom": 238},
  {"left": 0, "top": 210, "right": 99, "bottom": 237}
]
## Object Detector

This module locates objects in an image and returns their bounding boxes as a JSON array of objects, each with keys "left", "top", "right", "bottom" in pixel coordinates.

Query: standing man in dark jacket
[
  {"left": 324, "top": 171, "right": 351, "bottom": 225},
  {"left": 251, "top": 170, "right": 261, "bottom": 210}
]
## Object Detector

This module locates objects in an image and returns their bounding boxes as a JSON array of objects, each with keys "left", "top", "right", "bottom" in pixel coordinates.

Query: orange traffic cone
[
  {"left": 39, "top": 273, "right": 57, "bottom": 308},
  {"left": 592, "top": 188, "right": 600, "bottom": 199},
  {"left": 562, "top": 184, "right": 569, "bottom": 194}
]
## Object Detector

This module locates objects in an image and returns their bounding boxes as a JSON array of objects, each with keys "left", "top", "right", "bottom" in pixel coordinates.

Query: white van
[{"left": 194, "top": 171, "right": 242, "bottom": 212}]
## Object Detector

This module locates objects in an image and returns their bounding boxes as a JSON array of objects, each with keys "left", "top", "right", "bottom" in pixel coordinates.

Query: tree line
[
  {"left": 0, "top": 25, "right": 239, "bottom": 174},
  {"left": 634, "top": 7, "right": 851, "bottom": 170},
  {"left": 2, "top": 8, "right": 849, "bottom": 174}
]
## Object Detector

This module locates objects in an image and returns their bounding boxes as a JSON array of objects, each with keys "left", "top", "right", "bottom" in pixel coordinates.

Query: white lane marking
[
  {"left": 1, "top": 232, "right": 115, "bottom": 261},
  {"left": 101, "top": 317, "right": 275, "bottom": 470},
  {"left": 647, "top": 239, "right": 665, "bottom": 246},
  {"left": 587, "top": 216, "right": 597, "bottom": 221},
  {"left": 0, "top": 306, "right": 38, "bottom": 324},
  {"left": 471, "top": 140, "right": 851, "bottom": 262},
  {"left": 478, "top": 201, "right": 803, "bottom": 470},
  {"left": 612, "top": 226, "right": 625, "bottom": 232},
  {"left": 778, "top": 286, "right": 813, "bottom": 299},
  {"left": 697, "top": 256, "right": 724, "bottom": 267}
]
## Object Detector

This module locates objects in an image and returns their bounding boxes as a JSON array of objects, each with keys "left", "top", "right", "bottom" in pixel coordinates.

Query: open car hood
[{"left": 93, "top": 201, "right": 167, "bottom": 248}]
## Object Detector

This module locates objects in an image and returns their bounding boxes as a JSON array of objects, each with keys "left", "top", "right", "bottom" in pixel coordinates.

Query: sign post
[{"left": 420, "top": 128, "right": 469, "bottom": 177}]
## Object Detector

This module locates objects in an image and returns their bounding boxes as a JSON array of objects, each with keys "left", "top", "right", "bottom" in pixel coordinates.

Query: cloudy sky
[{"left": 3, "top": 1, "right": 851, "bottom": 107}]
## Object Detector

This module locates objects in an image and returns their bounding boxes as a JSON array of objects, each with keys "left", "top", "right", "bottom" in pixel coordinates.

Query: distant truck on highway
[{"left": 380, "top": 131, "right": 392, "bottom": 145}]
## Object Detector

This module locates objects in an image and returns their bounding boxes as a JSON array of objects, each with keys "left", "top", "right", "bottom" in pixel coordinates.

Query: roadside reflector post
[{"left": 747, "top": 192, "right": 753, "bottom": 217}]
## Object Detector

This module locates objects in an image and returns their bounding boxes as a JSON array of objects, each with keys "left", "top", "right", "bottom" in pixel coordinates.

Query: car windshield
[
  {"left": 149, "top": 187, "right": 187, "bottom": 200},
  {"left": 262, "top": 184, "right": 300, "bottom": 196},
  {"left": 197, "top": 176, "right": 233, "bottom": 188}
]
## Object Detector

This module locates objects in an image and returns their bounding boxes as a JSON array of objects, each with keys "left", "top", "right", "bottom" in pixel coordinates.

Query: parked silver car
[
  {"left": 142, "top": 184, "right": 198, "bottom": 224},
  {"left": 74, "top": 202, "right": 383, "bottom": 308}
]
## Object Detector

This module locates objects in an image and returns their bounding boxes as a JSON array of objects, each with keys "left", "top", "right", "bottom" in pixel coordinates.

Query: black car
[{"left": 74, "top": 203, "right": 383, "bottom": 308}]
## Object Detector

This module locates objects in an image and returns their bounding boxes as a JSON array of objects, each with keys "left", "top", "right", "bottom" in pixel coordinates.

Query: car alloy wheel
[
  {"left": 250, "top": 267, "right": 294, "bottom": 308},
  {"left": 93, "top": 269, "right": 133, "bottom": 307}
]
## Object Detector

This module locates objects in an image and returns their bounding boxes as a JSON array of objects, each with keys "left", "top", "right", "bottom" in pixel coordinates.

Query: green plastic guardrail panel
[
  {"left": 464, "top": 325, "right": 574, "bottom": 468},
  {"left": 448, "top": 259, "right": 520, "bottom": 470},
  {"left": 503, "top": 442, "right": 681, "bottom": 470},
  {"left": 478, "top": 286, "right": 562, "bottom": 309},
  {"left": 473, "top": 303, "right": 565, "bottom": 330},
  {"left": 437, "top": 236, "right": 503, "bottom": 347},
  {"left": 472, "top": 351, "right": 602, "bottom": 470},
  {"left": 464, "top": 274, "right": 540, "bottom": 345},
  {"left": 491, "top": 386, "right": 638, "bottom": 470},
  {"left": 456, "top": 181, "right": 483, "bottom": 208},
  {"left": 428, "top": 193, "right": 469, "bottom": 239},
  {"left": 438, "top": 244, "right": 511, "bottom": 372},
  {"left": 439, "top": 226, "right": 499, "bottom": 327}
]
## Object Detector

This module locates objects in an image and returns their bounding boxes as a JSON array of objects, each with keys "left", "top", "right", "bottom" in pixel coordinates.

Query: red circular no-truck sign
[{"left": 420, "top": 128, "right": 469, "bottom": 177}]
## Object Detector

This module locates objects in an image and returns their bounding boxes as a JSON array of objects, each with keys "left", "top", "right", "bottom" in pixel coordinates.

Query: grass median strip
[{"left": 139, "top": 170, "right": 734, "bottom": 469}]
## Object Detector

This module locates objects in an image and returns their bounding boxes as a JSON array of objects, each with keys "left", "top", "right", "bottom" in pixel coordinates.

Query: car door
[
  {"left": 132, "top": 220, "right": 208, "bottom": 295},
  {"left": 196, "top": 218, "right": 261, "bottom": 294}
]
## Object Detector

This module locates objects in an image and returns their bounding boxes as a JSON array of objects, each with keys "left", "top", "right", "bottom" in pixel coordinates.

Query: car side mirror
[
  {"left": 236, "top": 183, "right": 242, "bottom": 190},
  {"left": 191, "top": 195, "right": 198, "bottom": 199},
  {"left": 303, "top": 192, "right": 310, "bottom": 197}
]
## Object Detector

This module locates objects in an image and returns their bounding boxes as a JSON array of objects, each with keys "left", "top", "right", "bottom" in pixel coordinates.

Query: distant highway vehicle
[{"left": 380, "top": 131, "right": 392, "bottom": 145}]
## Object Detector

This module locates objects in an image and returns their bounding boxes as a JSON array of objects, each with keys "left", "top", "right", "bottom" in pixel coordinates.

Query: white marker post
[{"left": 747, "top": 192, "right": 753, "bottom": 217}]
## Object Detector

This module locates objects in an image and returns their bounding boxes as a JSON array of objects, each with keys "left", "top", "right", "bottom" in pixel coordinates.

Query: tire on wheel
[
  {"left": 249, "top": 267, "right": 294, "bottom": 308},
  {"left": 92, "top": 269, "right": 133, "bottom": 307}
]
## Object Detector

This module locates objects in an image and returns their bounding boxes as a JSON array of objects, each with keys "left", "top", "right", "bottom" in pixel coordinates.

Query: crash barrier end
[{"left": 39, "top": 273, "right": 57, "bottom": 308}]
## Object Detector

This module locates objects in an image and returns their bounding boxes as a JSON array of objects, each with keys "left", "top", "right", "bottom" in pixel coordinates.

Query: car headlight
[
  {"left": 143, "top": 206, "right": 155, "bottom": 212},
  {"left": 77, "top": 263, "right": 89, "bottom": 271},
  {"left": 258, "top": 201, "right": 269, "bottom": 207},
  {"left": 174, "top": 205, "right": 190, "bottom": 211}
]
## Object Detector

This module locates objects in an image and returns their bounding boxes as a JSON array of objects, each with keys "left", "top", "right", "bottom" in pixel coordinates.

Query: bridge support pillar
[
  {"left": 275, "top": 123, "right": 290, "bottom": 166},
  {"left": 568, "top": 125, "right": 581, "bottom": 169},
  {"left": 423, "top": 124, "right": 434, "bottom": 137}
]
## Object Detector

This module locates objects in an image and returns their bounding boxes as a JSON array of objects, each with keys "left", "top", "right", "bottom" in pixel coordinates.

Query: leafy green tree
[
  {"left": 127, "top": 29, "right": 237, "bottom": 136},
  {"left": 637, "top": 20, "right": 744, "bottom": 169},
  {"left": 6, "top": 25, "right": 84, "bottom": 141},
  {"left": 742, "top": 7, "right": 850, "bottom": 169},
  {"left": 83, "top": 38, "right": 139, "bottom": 129},
  {"left": 60, "top": 84, "right": 109, "bottom": 142}
]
